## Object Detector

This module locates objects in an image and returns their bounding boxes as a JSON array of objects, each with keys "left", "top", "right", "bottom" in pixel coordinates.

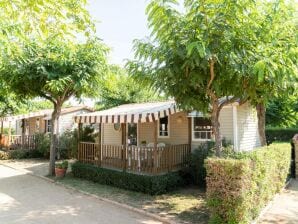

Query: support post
[
  {"left": 77, "top": 123, "right": 82, "bottom": 160},
  {"left": 153, "top": 120, "right": 158, "bottom": 173},
  {"left": 188, "top": 117, "right": 192, "bottom": 147},
  {"left": 121, "top": 123, "right": 127, "bottom": 171},
  {"left": 22, "top": 119, "right": 25, "bottom": 149},
  {"left": 100, "top": 123, "right": 103, "bottom": 166},
  {"left": 137, "top": 121, "right": 140, "bottom": 146},
  {"left": 97, "top": 123, "right": 102, "bottom": 166},
  {"left": 0, "top": 121, "right": 3, "bottom": 147},
  {"left": 8, "top": 121, "right": 11, "bottom": 148}
]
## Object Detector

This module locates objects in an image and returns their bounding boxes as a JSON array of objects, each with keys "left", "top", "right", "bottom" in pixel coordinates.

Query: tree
[
  {"left": 2, "top": 38, "right": 108, "bottom": 175},
  {"left": 239, "top": 1, "right": 298, "bottom": 144},
  {"left": 128, "top": 0, "right": 298, "bottom": 154},
  {"left": 0, "top": 0, "right": 93, "bottom": 49},
  {"left": 0, "top": 0, "right": 108, "bottom": 175},
  {"left": 0, "top": 0, "right": 94, "bottom": 115},
  {"left": 266, "top": 95, "right": 298, "bottom": 128},
  {"left": 128, "top": 0, "right": 252, "bottom": 155},
  {"left": 96, "top": 65, "right": 163, "bottom": 110}
]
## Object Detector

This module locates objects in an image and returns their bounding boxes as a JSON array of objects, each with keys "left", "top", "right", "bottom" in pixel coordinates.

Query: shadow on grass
[{"left": 54, "top": 173, "right": 209, "bottom": 224}]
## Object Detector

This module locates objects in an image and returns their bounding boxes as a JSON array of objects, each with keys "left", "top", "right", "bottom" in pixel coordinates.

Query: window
[
  {"left": 158, "top": 116, "right": 169, "bottom": 137},
  {"left": 192, "top": 117, "right": 212, "bottom": 140},
  {"left": 46, "top": 120, "right": 52, "bottom": 133}
]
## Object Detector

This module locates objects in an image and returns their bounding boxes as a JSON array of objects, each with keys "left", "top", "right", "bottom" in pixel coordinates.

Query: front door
[{"left": 127, "top": 123, "right": 137, "bottom": 146}]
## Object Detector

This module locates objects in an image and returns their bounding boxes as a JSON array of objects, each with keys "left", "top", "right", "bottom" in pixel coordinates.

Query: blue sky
[{"left": 87, "top": 0, "right": 150, "bottom": 65}]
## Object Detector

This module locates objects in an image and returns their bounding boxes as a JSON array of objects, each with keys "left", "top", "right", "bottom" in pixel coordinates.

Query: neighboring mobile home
[
  {"left": 75, "top": 100, "right": 261, "bottom": 175},
  {"left": 0, "top": 106, "right": 92, "bottom": 149}
]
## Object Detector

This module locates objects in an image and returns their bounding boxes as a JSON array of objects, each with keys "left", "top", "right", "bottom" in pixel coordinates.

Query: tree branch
[
  {"left": 219, "top": 96, "right": 238, "bottom": 111},
  {"left": 207, "top": 57, "right": 215, "bottom": 90},
  {"left": 40, "top": 92, "right": 56, "bottom": 105}
]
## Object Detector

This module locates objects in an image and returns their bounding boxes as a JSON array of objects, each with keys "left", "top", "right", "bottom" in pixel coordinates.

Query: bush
[
  {"left": 71, "top": 162, "right": 185, "bottom": 195},
  {"left": 266, "top": 127, "right": 298, "bottom": 144},
  {"left": 35, "top": 133, "right": 51, "bottom": 158},
  {"left": 206, "top": 143, "right": 291, "bottom": 224},
  {"left": 188, "top": 142, "right": 215, "bottom": 186},
  {"left": 0, "top": 149, "right": 44, "bottom": 160},
  {"left": 58, "top": 126, "right": 97, "bottom": 159}
]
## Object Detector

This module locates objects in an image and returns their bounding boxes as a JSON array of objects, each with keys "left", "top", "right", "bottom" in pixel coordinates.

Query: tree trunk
[
  {"left": 49, "top": 102, "right": 62, "bottom": 176},
  {"left": 211, "top": 100, "right": 222, "bottom": 156},
  {"left": 256, "top": 102, "right": 267, "bottom": 146}
]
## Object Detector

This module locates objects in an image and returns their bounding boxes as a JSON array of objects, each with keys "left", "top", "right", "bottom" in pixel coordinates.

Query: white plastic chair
[
  {"left": 147, "top": 142, "right": 154, "bottom": 147},
  {"left": 157, "top": 142, "right": 166, "bottom": 147}
]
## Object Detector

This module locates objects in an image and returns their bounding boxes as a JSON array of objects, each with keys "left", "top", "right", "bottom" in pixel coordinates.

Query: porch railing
[
  {"left": 78, "top": 142, "right": 191, "bottom": 175},
  {"left": 0, "top": 134, "right": 36, "bottom": 150}
]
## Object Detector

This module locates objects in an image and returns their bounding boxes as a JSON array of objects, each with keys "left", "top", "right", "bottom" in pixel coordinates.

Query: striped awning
[
  {"left": 75, "top": 101, "right": 180, "bottom": 124},
  {"left": 0, "top": 106, "right": 92, "bottom": 122},
  {"left": 0, "top": 110, "right": 50, "bottom": 122}
]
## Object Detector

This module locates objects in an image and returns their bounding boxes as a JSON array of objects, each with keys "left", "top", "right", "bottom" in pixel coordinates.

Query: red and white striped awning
[
  {"left": 0, "top": 110, "right": 51, "bottom": 122},
  {"left": 75, "top": 101, "right": 180, "bottom": 124}
]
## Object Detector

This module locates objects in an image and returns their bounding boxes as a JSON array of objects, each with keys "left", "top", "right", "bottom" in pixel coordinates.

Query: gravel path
[
  {"left": 0, "top": 164, "right": 162, "bottom": 224},
  {"left": 258, "top": 179, "right": 298, "bottom": 224}
]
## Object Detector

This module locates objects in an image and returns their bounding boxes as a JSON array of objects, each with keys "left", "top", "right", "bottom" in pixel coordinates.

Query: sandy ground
[
  {"left": 258, "top": 179, "right": 298, "bottom": 224},
  {"left": 0, "top": 164, "right": 163, "bottom": 224}
]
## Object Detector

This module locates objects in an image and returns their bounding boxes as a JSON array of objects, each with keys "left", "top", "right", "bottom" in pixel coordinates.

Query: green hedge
[
  {"left": 0, "top": 149, "right": 43, "bottom": 160},
  {"left": 71, "top": 162, "right": 185, "bottom": 195},
  {"left": 266, "top": 127, "right": 298, "bottom": 143},
  {"left": 206, "top": 143, "right": 291, "bottom": 224}
]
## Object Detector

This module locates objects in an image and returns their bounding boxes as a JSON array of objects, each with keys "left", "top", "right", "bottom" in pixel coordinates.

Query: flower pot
[{"left": 55, "top": 168, "right": 66, "bottom": 178}]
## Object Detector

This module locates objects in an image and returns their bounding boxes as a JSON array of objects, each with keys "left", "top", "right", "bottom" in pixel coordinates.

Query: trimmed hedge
[
  {"left": 0, "top": 149, "right": 43, "bottom": 160},
  {"left": 266, "top": 127, "right": 298, "bottom": 143},
  {"left": 206, "top": 143, "right": 291, "bottom": 224},
  {"left": 71, "top": 162, "right": 186, "bottom": 195}
]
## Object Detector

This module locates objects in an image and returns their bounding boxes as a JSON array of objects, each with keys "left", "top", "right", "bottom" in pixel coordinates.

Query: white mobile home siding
[
  {"left": 58, "top": 109, "right": 91, "bottom": 134},
  {"left": 191, "top": 107, "right": 234, "bottom": 150},
  {"left": 237, "top": 103, "right": 261, "bottom": 151}
]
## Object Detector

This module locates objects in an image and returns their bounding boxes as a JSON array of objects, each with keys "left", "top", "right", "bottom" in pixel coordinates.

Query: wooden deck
[{"left": 78, "top": 142, "right": 191, "bottom": 175}]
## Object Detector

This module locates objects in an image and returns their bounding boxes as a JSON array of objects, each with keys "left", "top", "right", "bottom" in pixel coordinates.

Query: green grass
[{"left": 52, "top": 173, "right": 209, "bottom": 224}]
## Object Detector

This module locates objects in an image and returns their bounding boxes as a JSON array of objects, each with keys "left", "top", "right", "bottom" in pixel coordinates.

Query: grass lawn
[{"left": 52, "top": 173, "right": 209, "bottom": 224}]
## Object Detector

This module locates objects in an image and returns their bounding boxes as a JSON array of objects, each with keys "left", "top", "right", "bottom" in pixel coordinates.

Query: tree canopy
[
  {"left": 128, "top": 0, "right": 298, "bottom": 154},
  {"left": 0, "top": 0, "right": 94, "bottom": 116},
  {"left": 96, "top": 65, "right": 163, "bottom": 110},
  {"left": 266, "top": 94, "right": 298, "bottom": 128},
  {"left": 1, "top": 37, "right": 109, "bottom": 175}
]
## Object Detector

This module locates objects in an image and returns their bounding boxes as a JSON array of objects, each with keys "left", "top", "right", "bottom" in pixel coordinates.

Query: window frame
[
  {"left": 191, "top": 117, "right": 213, "bottom": 141},
  {"left": 158, "top": 116, "right": 170, "bottom": 138},
  {"left": 46, "top": 120, "right": 52, "bottom": 133}
]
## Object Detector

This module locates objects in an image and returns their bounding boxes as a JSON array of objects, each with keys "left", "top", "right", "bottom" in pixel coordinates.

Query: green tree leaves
[
  {"left": 128, "top": 0, "right": 298, "bottom": 151},
  {"left": 96, "top": 65, "right": 163, "bottom": 110}
]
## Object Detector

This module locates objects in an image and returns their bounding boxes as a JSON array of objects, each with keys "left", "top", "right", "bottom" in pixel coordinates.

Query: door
[{"left": 127, "top": 123, "right": 137, "bottom": 146}]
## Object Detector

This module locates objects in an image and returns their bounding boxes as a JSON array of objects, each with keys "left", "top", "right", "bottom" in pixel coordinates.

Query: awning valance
[{"left": 75, "top": 101, "right": 180, "bottom": 124}]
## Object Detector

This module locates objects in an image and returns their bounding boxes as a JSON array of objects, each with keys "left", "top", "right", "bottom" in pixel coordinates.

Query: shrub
[
  {"left": 71, "top": 162, "right": 185, "bottom": 195},
  {"left": 0, "top": 150, "right": 9, "bottom": 160},
  {"left": 58, "top": 126, "right": 97, "bottom": 159},
  {"left": 0, "top": 149, "right": 43, "bottom": 160},
  {"left": 266, "top": 127, "right": 298, "bottom": 144},
  {"left": 206, "top": 143, "right": 291, "bottom": 224},
  {"left": 188, "top": 142, "right": 215, "bottom": 186},
  {"left": 35, "top": 133, "right": 51, "bottom": 158}
]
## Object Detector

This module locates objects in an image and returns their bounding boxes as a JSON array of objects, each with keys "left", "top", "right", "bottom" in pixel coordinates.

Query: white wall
[
  {"left": 58, "top": 109, "right": 91, "bottom": 134},
  {"left": 191, "top": 106, "right": 234, "bottom": 150},
  {"left": 237, "top": 103, "right": 261, "bottom": 151}
]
